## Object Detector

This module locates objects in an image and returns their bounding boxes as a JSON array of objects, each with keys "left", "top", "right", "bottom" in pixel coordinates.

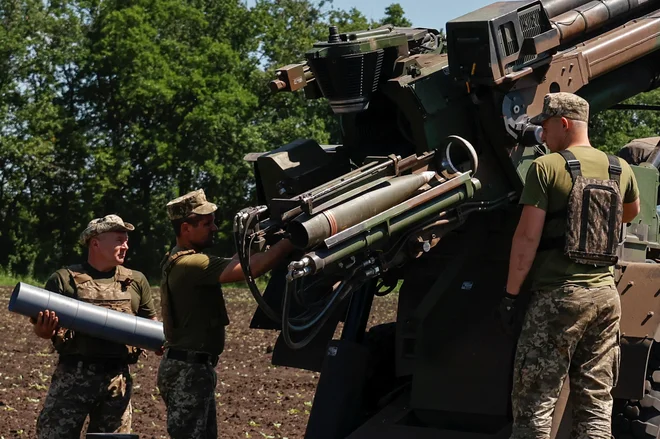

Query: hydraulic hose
[
  {"left": 287, "top": 279, "right": 351, "bottom": 332},
  {"left": 234, "top": 209, "right": 341, "bottom": 329},
  {"left": 234, "top": 210, "right": 282, "bottom": 324},
  {"left": 282, "top": 277, "right": 359, "bottom": 350}
]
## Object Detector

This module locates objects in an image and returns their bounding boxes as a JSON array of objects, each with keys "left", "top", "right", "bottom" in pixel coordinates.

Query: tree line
[
  {"left": 0, "top": 0, "right": 657, "bottom": 282},
  {"left": 0, "top": 0, "right": 411, "bottom": 281}
]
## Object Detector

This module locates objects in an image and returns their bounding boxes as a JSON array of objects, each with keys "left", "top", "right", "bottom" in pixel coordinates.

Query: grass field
[{"left": 0, "top": 272, "right": 43, "bottom": 288}]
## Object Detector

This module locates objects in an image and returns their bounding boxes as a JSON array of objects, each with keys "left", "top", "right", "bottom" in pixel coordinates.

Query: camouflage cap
[
  {"left": 530, "top": 92, "right": 589, "bottom": 125},
  {"left": 166, "top": 189, "right": 218, "bottom": 220},
  {"left": 80, "top": 214, "right": 135, "bottom": 245}
]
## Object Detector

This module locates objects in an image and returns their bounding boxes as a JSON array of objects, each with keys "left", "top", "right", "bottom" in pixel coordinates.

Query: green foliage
[
  {"left": 590, "top": 89, "right": 660, "bottom": 155},
  {"left": 0, "top": 0, "right": 410, "bottom": 281},
  {"left": 1, "top": 0, "right": 657, "bottom": 286},
  {"left": 81, "top": 0, "right": 263, "bottom": 273},
  {"left": 0, "top": 270, "right": 44, "bottom": 287},
  {"left": 380, "top": 3, "right": 412, "bottom": 27},
  {"left": 0, "top": 0, "right": 91, "bottom": 275}
]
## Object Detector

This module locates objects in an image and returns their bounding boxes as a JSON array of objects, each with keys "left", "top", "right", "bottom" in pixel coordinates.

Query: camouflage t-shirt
[
  {"left": 520, "top": 145, "right": 639, "bottom": 292},
  {"left": 161, "top": 246, "right": 233, "bottom": 355},
  {"left": 44, "top": 263, "right": 157, "bottom": 318}
]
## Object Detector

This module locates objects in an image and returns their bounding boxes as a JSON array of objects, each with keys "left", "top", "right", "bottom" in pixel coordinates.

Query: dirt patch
[{"left": 0, "top": 286, "right": 396, "bottom": 438}]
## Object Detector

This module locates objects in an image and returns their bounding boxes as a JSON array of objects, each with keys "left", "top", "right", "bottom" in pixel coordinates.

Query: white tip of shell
[{"left": 421, "top": 171, "right": 437, "bottom": 182}]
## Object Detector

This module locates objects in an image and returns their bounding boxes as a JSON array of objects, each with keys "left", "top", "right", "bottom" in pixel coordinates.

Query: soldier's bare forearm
[
  {"left": 219, "top": 239, "right": 294, "bottom": 283},
  {"left": 506, "top": 232, "right": 537, "bottom": 295},
  {"left": 506, "top": 206, "right": 545, "bottom": 295},
  {"left": 249, "top": 239, "right": 294, "bottom": 278}
]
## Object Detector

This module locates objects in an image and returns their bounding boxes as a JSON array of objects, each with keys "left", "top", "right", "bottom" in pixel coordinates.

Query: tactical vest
[
  {"left": 160, "top": 248, "right": 228, "bottom": 355},
  {"left": 54, "top": 264, "right": 137, "bottom": 360},
  {"left": 540, "top": 150, "right": 624, "bottom": 266}
]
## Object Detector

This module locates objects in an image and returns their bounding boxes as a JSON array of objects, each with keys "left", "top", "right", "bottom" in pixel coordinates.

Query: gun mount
[{"left": 238, "top": 0, "right": 660, "bottom": 438}]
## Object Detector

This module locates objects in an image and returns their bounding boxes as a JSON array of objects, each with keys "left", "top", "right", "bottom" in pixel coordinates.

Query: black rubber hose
[
  {"left": 282, "top": 277, "right": 359, "bottom": 350},
  {"left": 234, "top": 212, "right": 282, "bottom": 324}
]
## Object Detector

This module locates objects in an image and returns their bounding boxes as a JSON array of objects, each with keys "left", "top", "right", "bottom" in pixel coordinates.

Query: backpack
[{"left": 541, "top": 149, "right": 624, "bottom": 266}]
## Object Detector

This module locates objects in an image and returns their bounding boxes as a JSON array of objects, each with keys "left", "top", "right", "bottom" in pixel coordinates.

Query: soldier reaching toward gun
[
  {"left": 31, "top": 214, "right": 158, "bottom": 438},
  {"left": 500, "top": 92, "right": 641, "bottom": 439},
  {"left": 158, "top": 189, "right": 293, "bottom": 439}
]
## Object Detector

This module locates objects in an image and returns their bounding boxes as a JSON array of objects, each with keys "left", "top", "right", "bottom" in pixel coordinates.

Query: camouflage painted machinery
[{"left": 234, "top": 0, "right": 660, "bottom": 437}]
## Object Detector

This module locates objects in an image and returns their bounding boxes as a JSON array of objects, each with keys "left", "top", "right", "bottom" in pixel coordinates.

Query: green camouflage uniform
[
  {"left": 158, "top": 189, "right": 232, "bottom": 439},
  {"left": 36, "top": 215, "right": 156, "bottom": 438},
  {"left": 157, "top": 356, "right": 219, "bottom": 438},
  {"left": 511, "top": 93, "right": 639, "bottom": 439},
  {"left": 37, "top": 360, "right": 133, "bottom": 437},
  {"left": 512, "top": 285, "right": 621, "bottom": 438}
]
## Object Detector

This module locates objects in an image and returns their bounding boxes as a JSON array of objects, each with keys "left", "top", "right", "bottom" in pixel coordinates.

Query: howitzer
[{"left": 237, "top": 0, "right": 660, "bottom": 438}]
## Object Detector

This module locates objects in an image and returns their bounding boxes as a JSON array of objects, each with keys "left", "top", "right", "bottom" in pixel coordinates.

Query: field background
[{"left": 0, "top": 286, "right": 396, "bottom": 439}]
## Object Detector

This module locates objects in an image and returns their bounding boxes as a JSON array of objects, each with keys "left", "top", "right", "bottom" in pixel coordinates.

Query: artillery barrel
[
  {"left": 579, "top": 9, "right": 660, "bottom": 80},
  {"left": 542, "top": 0, "right": 594, "bottom": 18},
  {"left": 288, "top": 172, "right": 436, "bottom": 249},
  {"left": 303, "top": 177, "right": 481, "bottom": 275},
  {"left": 580, "top": 52, "right": 660, "bottom": 112},
  {"left": 552, "top": 0, "right": 660, "bottom": 43},
  {"left": 9, "top": 282, "right": 164, "bottom": 351}
]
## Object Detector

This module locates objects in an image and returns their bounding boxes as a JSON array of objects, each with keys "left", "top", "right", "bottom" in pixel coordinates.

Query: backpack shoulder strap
[
  {"left": 558, "top": 149, "right": 581, "bottom": 182},
  {"left": 607, "top": 154, "right": 622, "bottom": 185},
  {"left": 162, "top": 249, "right": 196, "bottom": 275}
]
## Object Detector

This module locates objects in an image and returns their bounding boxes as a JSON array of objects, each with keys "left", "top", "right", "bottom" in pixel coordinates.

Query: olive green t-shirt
[
  {"left": 44, "top": 263, "right": 157, "bottom": 318},
  {"left": 520, "top": 145, "right": 640, "bottom": 292},
  {"left": 161, "top": 246, "right": 233, "bottom": 355}
]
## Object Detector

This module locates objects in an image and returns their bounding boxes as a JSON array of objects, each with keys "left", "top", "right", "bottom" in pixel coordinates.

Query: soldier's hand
[
  {"left": 31, "top": 310, "right": 59, "bottom": 339},
  {"left": 498, "top": 292, "right": 518, "bottom": 336}
]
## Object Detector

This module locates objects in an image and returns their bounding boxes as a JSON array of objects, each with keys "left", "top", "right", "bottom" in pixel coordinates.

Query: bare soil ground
[{"left": 0, "top": 286, "right": 396, "bottom": 439}]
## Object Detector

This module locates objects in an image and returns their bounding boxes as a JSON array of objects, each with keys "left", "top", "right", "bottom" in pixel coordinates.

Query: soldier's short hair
[{"left": 171, "top": 213, "right": 207, "bottom": 237}]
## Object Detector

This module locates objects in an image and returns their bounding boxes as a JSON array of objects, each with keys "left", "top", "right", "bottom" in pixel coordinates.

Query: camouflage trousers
[
  {"left": 37, "top": 360, "right": 132, "bottom": 439},
  {"left": 510, "top": 285, "right": 621, "bottom": 439},
  {"left": 157, "top": 355, "right": 218, "bottom": 439}
]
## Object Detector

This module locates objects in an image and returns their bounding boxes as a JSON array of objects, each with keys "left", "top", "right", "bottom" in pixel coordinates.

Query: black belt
[
  {"left": 59, "top": 355, "right": 128, "bottom": 371},
  {"left": 166, "top": 348, "right": 219, "bottom": 366}
]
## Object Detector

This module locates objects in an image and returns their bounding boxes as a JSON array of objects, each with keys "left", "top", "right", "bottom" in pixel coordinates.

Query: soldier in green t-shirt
[
  {"left": 31, "top": 214, "right": 158, "bottom": 438},
  {"left": 157, "top": 189, "right": 293, "bottom": 439},
  {"left": 501, "top": 93, "right": 641, "bottom": 439}
]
